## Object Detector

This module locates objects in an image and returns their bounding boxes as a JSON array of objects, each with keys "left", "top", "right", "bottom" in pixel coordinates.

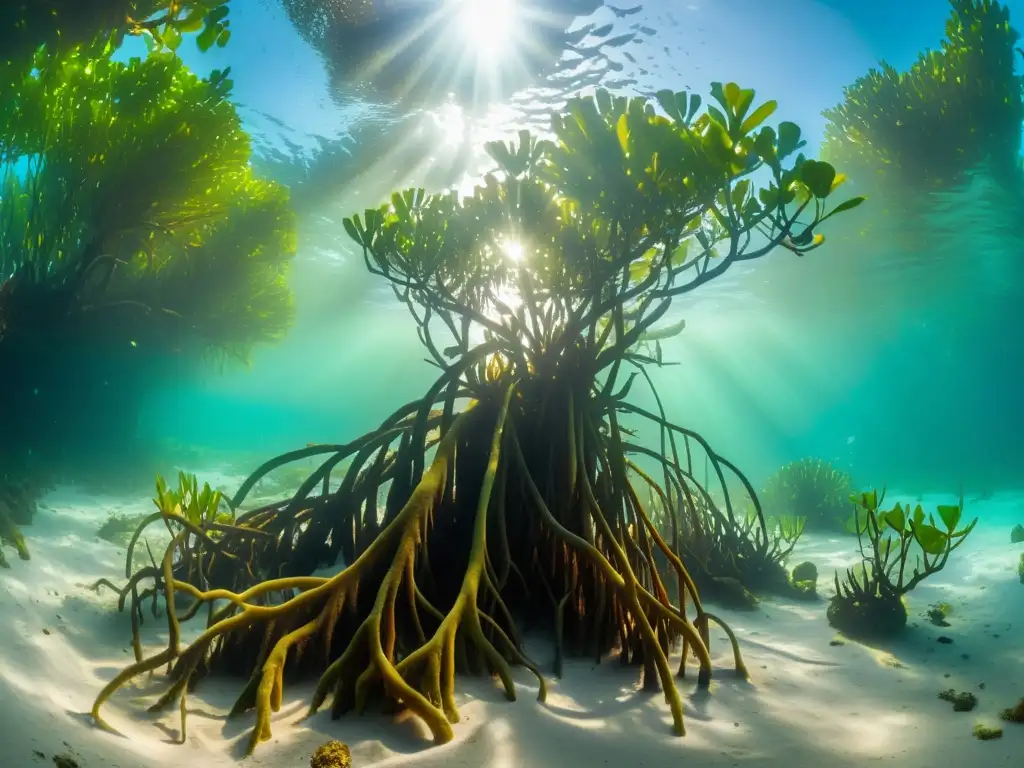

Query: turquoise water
[{"left": 124, "top": 0, "right": 1023, "bottom": 500}]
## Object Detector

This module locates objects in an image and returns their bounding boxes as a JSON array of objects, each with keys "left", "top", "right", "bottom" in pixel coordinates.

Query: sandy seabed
[{"left": 1, "top": 483, "right": 1022, "bottom": 768}]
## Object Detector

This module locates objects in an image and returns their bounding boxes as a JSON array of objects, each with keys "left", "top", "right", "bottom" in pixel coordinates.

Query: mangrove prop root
[{"left": 90, "top": 393, "right": 747, "bottom": 754}]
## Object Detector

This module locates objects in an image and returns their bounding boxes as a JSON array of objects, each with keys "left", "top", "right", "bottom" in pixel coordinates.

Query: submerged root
[{"left": 90, "top": 383, "right": 748, "bottom": 754}]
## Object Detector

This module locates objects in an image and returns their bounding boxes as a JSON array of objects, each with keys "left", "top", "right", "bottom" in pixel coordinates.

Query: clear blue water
[{"left": 124, "top": 0, "right": 1023, "bottom": 500}]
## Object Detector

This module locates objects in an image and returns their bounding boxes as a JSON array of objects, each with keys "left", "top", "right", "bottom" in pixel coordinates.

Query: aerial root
[{"left": 89, "top": 388, "right": 746, "bottom": 753}]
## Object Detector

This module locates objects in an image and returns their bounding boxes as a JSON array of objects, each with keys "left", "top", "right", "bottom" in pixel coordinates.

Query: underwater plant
[
  {"left": 828, "top": 490, "right": 977, "bottom": 639},
  {"left": 939, "top": 688, "right": 978, "bottom": 712},
  {"left": 0, "top": 45, "right": 296, "bottom": 481},
  {"left": 821, "top": 0, "right": 1022, "bottom": 192},
  {"left": 674, "top": 486, "right": 806, "bottom": 599},
  {"left": 90, "top": 82, "right": 864, "bottom": 753},
  {"left": 761, "top": 457, "right": 854, "bottom": 533},
  {"left": 0, "top": 1, "right": 234, "bottom": 65}
]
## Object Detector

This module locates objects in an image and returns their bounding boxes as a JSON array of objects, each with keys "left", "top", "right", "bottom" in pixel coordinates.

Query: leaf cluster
[
  {"left": 837, "top": 488, "right": 977, "bottom": 601},
  {"left": 154, "top": 471, "right": 233, "bottom": 529},
  {"left": 821, "top": 0, "right": 1023, "bottom": 190},
  {"left": 0, "top": 1, "right": 234, "bottom": 66},
  {"left": 0, "top": 48, "right": 295, "bottom": 357},
  {"left": 343, "top": 82, "right": 864, "bottom": 376}
]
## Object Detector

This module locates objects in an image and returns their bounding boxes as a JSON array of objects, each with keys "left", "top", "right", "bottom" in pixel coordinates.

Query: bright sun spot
[
  {"left": 501, "top": 239, "right": 524, "bottom": 261},
  {"left": 451, "top": 0, "right": 520, "bottom": 59}
]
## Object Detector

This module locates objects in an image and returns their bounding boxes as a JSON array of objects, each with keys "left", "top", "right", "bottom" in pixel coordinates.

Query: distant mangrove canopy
[
  {"left": 822, "top": 0, "right": 1023, "bottom": 194},
  {"left": 0, "top": 13, "right": 296, "bottom": 480},
  {"left": 0, "top": 1, "right": 234, "bottom": 64}
]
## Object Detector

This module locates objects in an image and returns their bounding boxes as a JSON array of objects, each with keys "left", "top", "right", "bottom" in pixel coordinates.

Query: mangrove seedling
[
  {"left": 827, "top": 490, "right": 977, "bottom": 639},
  {"left": 89, "top": 82, "right": 864, "bottom": 754}
]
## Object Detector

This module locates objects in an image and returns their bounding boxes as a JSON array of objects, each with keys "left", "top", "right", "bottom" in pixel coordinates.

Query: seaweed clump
[
  {"left": 939, "top": 688, "right": 977, "bottom": 712},
  {"left": 761, "top": 457, "right": 853, "bottom": 533},
  {"left": 90, "top": 83, "right": 863, "bottom": 754},
  {"left": 1000, "top": 699, "right": 1024, "bottom": 723},
  {"left": 827, "top": 490, "right": 977, "bottom": 639}
]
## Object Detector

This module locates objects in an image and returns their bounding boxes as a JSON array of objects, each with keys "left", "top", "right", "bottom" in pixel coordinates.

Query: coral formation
[
  {"left": 1011, "top": 524, "right": 1024, "bottom": 544},
  {"left": 88, "top": 83, "right": 863, "bottom": 754},
  {"left": 760, "top": 458, "right": 853, "bottom": 533},
  {"left": 827, "top": 490, "right": 976, "bottom": 639}
]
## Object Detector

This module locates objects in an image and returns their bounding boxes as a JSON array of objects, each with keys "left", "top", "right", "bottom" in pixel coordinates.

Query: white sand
[{"left": 2, "top": 486, "right": 1022, "bottom": 767}]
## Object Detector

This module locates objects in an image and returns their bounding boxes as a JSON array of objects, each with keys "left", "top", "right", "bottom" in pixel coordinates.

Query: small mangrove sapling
[{"left": 827, "top": 489, "right": 977, "bottom": 638}]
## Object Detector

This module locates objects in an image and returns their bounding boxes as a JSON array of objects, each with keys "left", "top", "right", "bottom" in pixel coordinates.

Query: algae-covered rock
[
  {"left": 789, "top": 561, "right": 819, "bottom": 599},
  {"left": 311, "top": 740, "right": 352, "bottom": 768},
  {"left": 999, "top": 698, "right": 1024, "bottom": 723},
  {"left": 1011, "top": 524, "right": 1024, "bottom": 544},
  {"left": 939, "top": 689, "right": 977, "bottom": 712}
]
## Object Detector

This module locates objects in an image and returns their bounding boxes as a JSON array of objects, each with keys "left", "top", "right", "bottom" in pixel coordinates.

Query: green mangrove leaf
[
  {"left": 799, "top": 160, "right": 837, "bottom": 198},
  {"left": 164, "top": 25, "right": 183, "bottom": 51},
  {"left": 824, "top": 195, "right": 867, "bottom": 218},
  {"left": 913, "top": 522, "right": 949, "bottom": 555},
  {"left": 616, "top": 113, "right": 631, "bottom": 155},
  {"left": 777, "top": 121, "right": 803, "bottom": 158},
  {"left": 937, "top": 503, "right": 962, "bottom": 532},
  {"left": 740, "top": 100, "right": 777, "bottom": 135},
  {"left": 884, "top": 503, "right": 906, "bottom": 533}
]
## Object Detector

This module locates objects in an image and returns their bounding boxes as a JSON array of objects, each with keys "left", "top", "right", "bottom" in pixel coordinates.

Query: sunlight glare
[
  {"left": 450, "top": 0, "right": 520, "bottom": 59},
  {"left": 501, "top": 238, "right": 525, "bottom": 262}
]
